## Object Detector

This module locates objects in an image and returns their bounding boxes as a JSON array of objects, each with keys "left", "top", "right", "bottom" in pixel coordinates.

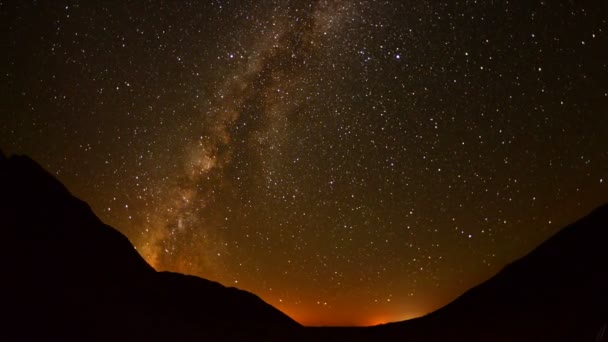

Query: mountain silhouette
[
  {"left": 1, "top": 151, "right": 607, "bottom": 341},
  {"left": 301, "top": 205, "right": 608, "bottom": 341},
  {"left": 381, "top": 202, "right": 608, "bottom": 341},
  {"left": 0, "top": 152, "right": 300, "bottom": 341}
]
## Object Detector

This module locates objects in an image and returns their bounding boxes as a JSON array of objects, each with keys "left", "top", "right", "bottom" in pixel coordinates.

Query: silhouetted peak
[
  {"left": 1, "top": 153, "right": 155, "bottom": 277},
  {"left": 1, "top": 153, "right": 300, "bottom": 341},
  {"left": 377, "top": 203, "right": 608, "bottom": 342},
  {"left": 2, "top": 153, "right": 604, "bottom": 341},
  {"left": 2, "top": 154, "right": 72, "bottom": 203}
]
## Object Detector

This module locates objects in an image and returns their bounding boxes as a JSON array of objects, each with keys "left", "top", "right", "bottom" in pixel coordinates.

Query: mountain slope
[
  {"left": 2, "top": 151, "right": 606, "bottom": 341},
  {"left": 373, "top": 203, "right": 608, "bottom": 341},
  {"left": 0, "top": 152, "right": 300, "bottom": 341},
  {"left": 299, "top": 204, "right": 608, "bottom": 342}
]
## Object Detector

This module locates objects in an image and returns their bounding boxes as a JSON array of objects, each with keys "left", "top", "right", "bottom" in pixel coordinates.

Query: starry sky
[{"left": 2, "top": 1, "right": 607, "bottom": 326}]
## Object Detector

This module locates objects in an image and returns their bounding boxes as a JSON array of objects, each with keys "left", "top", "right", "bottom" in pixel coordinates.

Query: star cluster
[{"left": 2, "top": 1, "right": 607, "bottom": 326}]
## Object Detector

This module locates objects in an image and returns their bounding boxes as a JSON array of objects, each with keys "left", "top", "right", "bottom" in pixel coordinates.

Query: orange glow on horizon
[
  {"left": 138, "top": 244, "right": 434, "bottom": 327},
  {"left": 274, "top": 303, "right": 426, "bottom": 327}
]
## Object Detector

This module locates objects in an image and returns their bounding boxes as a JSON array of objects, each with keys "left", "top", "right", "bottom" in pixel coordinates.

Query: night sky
[{"left": 2, "top": 1, "right": 607, "bottom": 326}]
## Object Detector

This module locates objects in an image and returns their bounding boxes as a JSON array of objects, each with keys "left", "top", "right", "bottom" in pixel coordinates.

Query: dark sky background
[{"left": 2, "top": 1, "right": 607, "bottom": 326}]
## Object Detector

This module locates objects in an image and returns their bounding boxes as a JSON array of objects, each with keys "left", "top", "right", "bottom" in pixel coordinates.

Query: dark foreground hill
[
  {"left": 0, "top": 152, "right": 301, "bottom": 341},
  {"left": 300, "top": 206, "right": 608, "bottom": 341},
  {"left": 1, "top": 152, "right": 607, "bottom": 341}
]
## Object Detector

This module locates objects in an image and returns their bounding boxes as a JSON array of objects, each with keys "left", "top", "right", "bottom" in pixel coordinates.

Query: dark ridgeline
[
  {"left": 300, "top": 206, "right": 608, "bottom": 340},
  {"left": 1, "top": 151, "right": 607, "bottom": 342},
  {"left": 0, "top": 152, "right": 301, "bottom": 342}
]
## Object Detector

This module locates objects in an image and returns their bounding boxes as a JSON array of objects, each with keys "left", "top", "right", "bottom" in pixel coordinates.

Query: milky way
[
  {"left": 140, "top": 1, "right": 356, "bottom": 274},
  {"left": 2, "top": 1, "right": 607, "bottom": 325}
]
